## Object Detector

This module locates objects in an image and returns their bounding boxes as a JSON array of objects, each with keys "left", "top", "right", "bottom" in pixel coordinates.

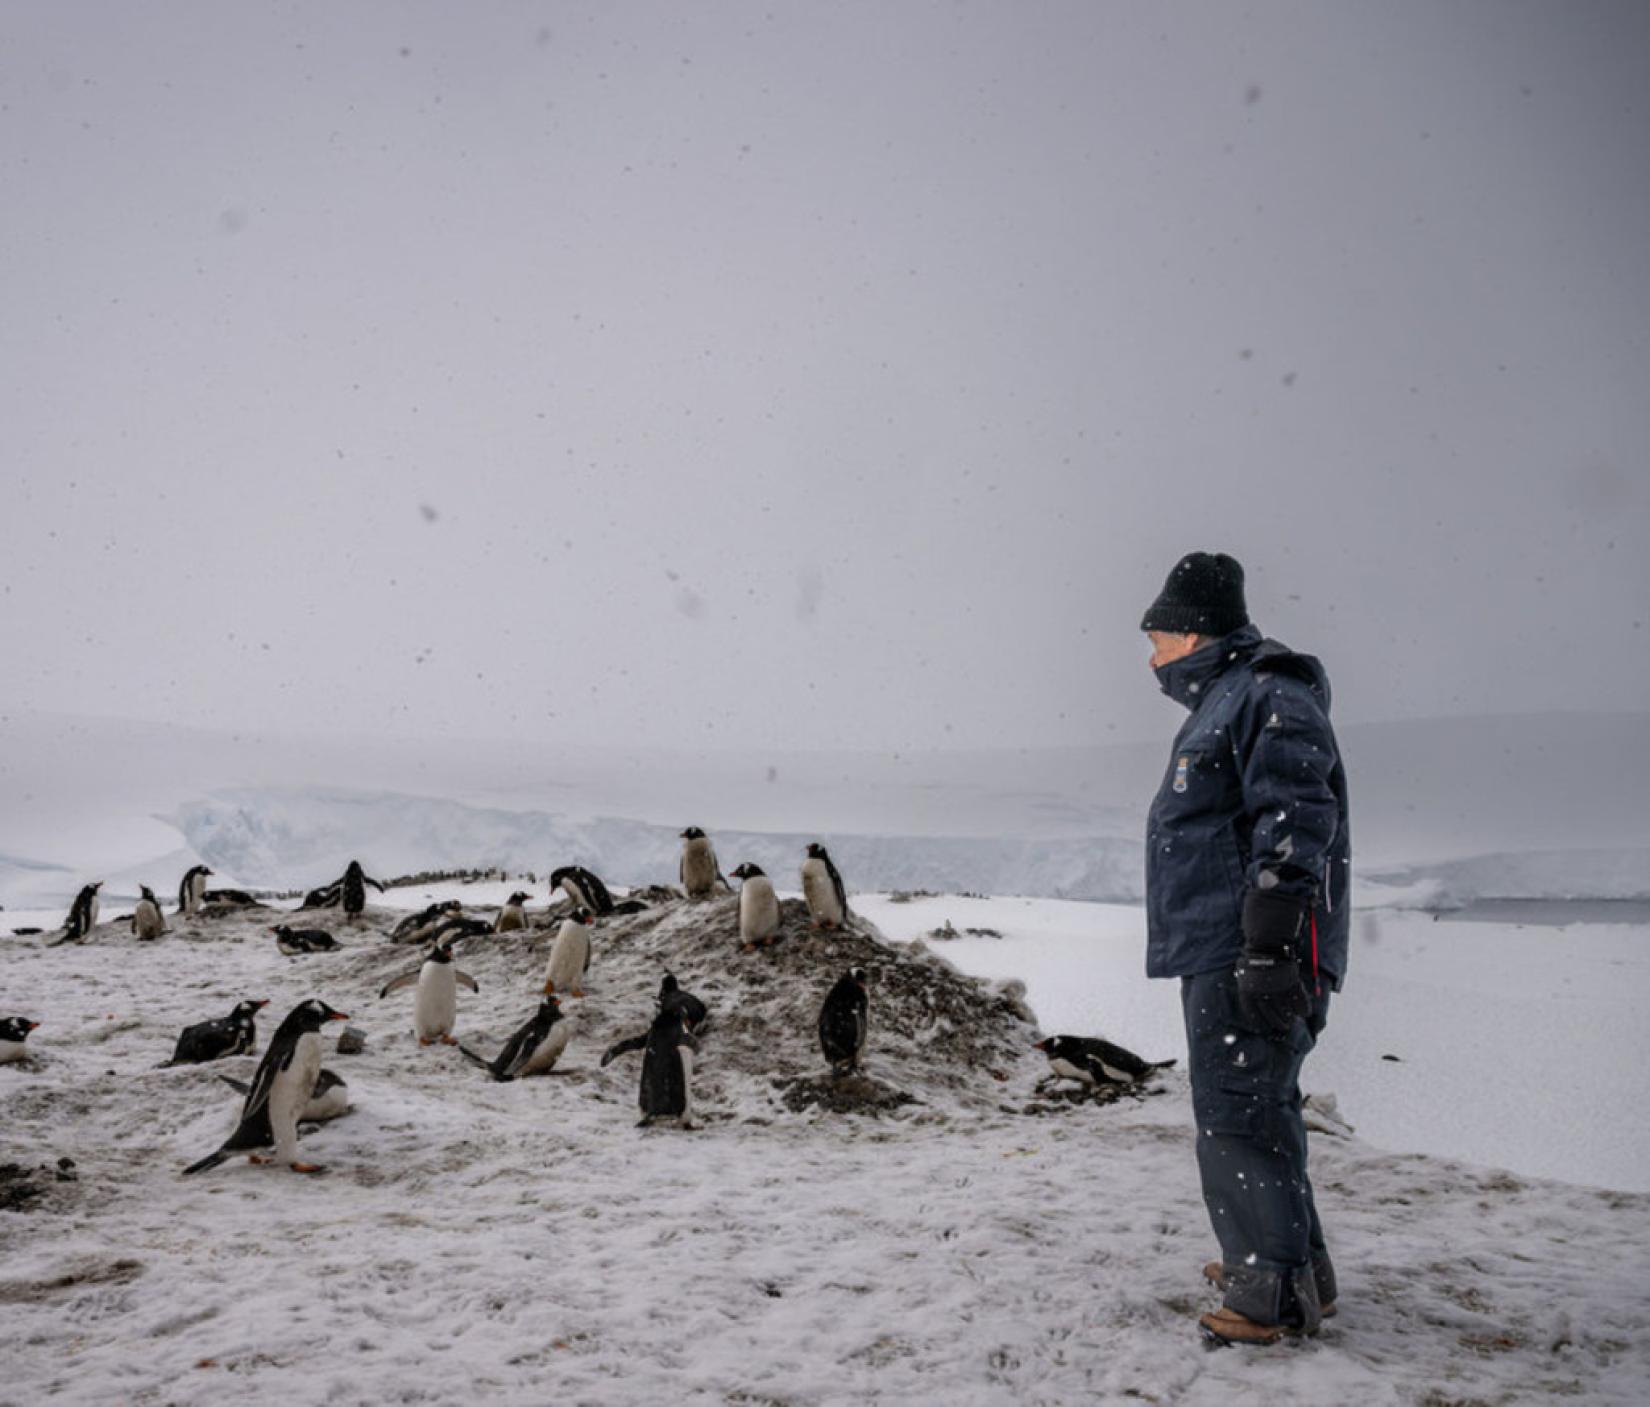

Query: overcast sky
[{"left": 3, "top": 1, "right": 1646, "bottom": 754}]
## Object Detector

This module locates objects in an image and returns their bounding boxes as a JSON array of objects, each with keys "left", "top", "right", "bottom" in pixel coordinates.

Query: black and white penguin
[
  {"left": 549, "top": 865, "right": 614, "bottom": 915},
  {"left": 338, "top": 860, "right": 385, "bottom": 919},
  {"left": 657, "top": 972, "right": 709, "bottom": 1033},
  {"left": 182, "top": 998, "right": 349, "bottom": 1175},
  {"left": 301, "top": 880, "right": 342, "bottom": 910},
  {"left": 132, "top": 885, "right": 168, "bottom": 940},
  {"left": 679, "top": 827, "right": 727, "bottom": 899},
  {"left": 391, "top": 900, "right": 462, "bottom": 945},
  {"left": 427, "top": 913, "right": 493, "bottom": 945},
  {"left": 60, "top": 881, "right": 102, "bottom": 943},
  {"left": 202, "top": 886, "right": 259, "bottom": 906},
  {"left": 159, "top": 998, "right": 269, "bottom": 1067},
  {"left": 1033, "top": 1035, "right": 1176, "bottom": 1088},
  {"left": 218, "top": 1067, "right": 350, "bottom": 1123},
  {"left": 494, "top": 891, "right": 531, "bottom": 933},
  {"left": 274, "top": 925, "right": 341, "bottom": 956},
  {"left": 0, "top": 1016, "right": 40, "bottom": 1065},
  {"left": 801, "top": 842, "right": 849, "bottom": 930},
  {"left": 542, "top": 907, "right": 594, "bottom": 997},
  {"left": 818, "top": 967, "right": 869, "bottom": 1075},
  {"left": 178, "top": 865, "right": 213, "bottom": 916},
  {"left": 633, "top": 1006, "right": 700, "bottom": 1129},
  {"left": 729, "top": 863, "right": 781, "bottom": 949},
  {"left": 380, "top": 942, "right": 478, "bottom": 1045},
  {"left": 459, "top": 997, "right": 578, "bottom": 1081}
]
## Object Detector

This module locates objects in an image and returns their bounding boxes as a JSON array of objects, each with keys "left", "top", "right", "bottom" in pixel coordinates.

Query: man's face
[{"left": 1147, "top": 630, "right": 1205, "bottom": 671}]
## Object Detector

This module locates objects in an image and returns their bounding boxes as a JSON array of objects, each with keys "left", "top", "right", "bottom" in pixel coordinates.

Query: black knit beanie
[{"left": 1140, "top": 552, "right": 1250, "bottom": 636}]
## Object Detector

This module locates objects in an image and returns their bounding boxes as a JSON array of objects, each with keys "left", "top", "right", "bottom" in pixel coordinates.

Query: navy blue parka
[{"left": 1145, "top": 625, "right": 1349, "bottom": 987}]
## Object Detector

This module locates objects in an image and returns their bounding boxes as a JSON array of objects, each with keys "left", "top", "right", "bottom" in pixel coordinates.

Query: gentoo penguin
[
  {"left": 380, "top": 942, "right": 478, "bottom": 1045},
  {"left": 338, "top": 860, "right": 385, "bottom": 919},
  {"left": 182, "top": 998, "right": 349, "bottom": 1175},
  {"left": 159, "top": 998, "right": 268, "bottom": 1066},
  {"left": 601, "top": 974, "right": 709, "bottom": 1067},
  {"left": 0, "top": 1017, "right": 40, "bottom": 1065},
  {"left": 1033, "top": 1035, "right": 1176, "bottom": 1089},
  {"left": 274, "top": 924, "right": 341, "bottom": 955},
  {"left": 301, "top": 880, "right": 342, "bottom": 910},
  {"left": 391, "top": 900, "right": 461, "bottom": 945},
  {"left": 729, "top": 863, "right": 781, "bottom": 949},
  {"left": 178, "top": 865, "right": 213, "bottom": 916},
  {"left": 801, "top": 842, "right": 849, "bottom": 930},
  {"left": 60, "top": 881, "right": 102, "bottom": 943},
  {"left": 460, "top": 997, "right": 577, "bottom": 1081},
  {"left": 219, "top": 1067, "right": 350, "bottom": 1123},
  {"left": 818, "top": 967, "right": 869, "bottom": 1075},
  {"left": 202, "top": 886, "right": 258, "bottom": 906},
  {"left": 428, "top": 913, "right": 493, "bottom": 945},
  {"left": 678, "top": 827, "right": 727, "bottom": 899},
  {"left": 550, "top": 865, "right": 615, "bottom": 915},
  {"left": 494, "top": 891, "right": 531, "bottom": 933},
  {"left": 542, "top": 907, "right": 595, "bottom": 997},
  {"left": 132, "top": 885, "right": 168, "bottom": 940},
  {"left": 634, "top": 1006, "right": 700, "bottom": 1129}
]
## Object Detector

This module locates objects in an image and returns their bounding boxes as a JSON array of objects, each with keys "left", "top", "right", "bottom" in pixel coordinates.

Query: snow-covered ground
[{"left": 3, "top": 886, "right": 1649, "bottom": 1404}]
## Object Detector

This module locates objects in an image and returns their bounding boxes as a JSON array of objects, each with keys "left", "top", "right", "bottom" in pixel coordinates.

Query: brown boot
[
  {"left": 1199, "top": 1306, "right": 1288, "bottom": 1346},
  {"left": 1203, "top": 1261, "right": 1338, "bottom": 1319}
]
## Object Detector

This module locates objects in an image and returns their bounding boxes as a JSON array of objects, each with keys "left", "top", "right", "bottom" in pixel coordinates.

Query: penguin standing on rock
[
  {"left": 801, "top": 843, "right": 849, "bottom": 929},
  {"left": 1033, "top": 1035, "right": 1176, "bottom": 1089},
  {"left": 495, "top": 892, "right": 531, "bottom": 933},
  {"left": 678, "top": 828, "right": 727, "bottom": 899},
  {"left": 729, "top": 864, "right": 781, "bottom": 949},
  {"left": 460, "top": 997, "right": 577, "bottom": 1080},
  {"left": 182, "top": 998, "right": 349, "bottom": 1175},
  {"left": 380, "top": 942, "right": 478, "bottom": 1045},
  {"left": 819, "top": 967, "right": 869, "bottom": 1075},
  {"left": 542, "top": 908, "right": 594, "bottom": 997},
  {"left": 52, "top": 882, "right": 102, "bottom": 945},
  {"left": 0, "top": 1017, "right": 41, "bottom": 1065},
  {"left": 159, "top": 999, "right": 268, "bottom": 1066},
  {"left": 132, "top": 885, "right": 168, "bottom": 940},
  {"left": 178, "top": 865, "right": 213, "bottom": 917},
  {"left": 274, "top": 925, "right": 341, "bottom": 955}
]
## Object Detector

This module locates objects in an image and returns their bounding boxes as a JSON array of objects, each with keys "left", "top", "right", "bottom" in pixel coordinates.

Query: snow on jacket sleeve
[{"left": 1236, "top": 673, "right": 1341, "bottom": 904}]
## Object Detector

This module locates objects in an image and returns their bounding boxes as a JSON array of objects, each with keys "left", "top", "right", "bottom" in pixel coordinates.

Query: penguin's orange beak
[
  {"left": 255, "top": 1000, "right": 270, "bottom": 1009},
  {"left": 25, "top": 1021, "right": 39, "bottom": 1031},
  {"left": 329, "top": 1011, "right": 349, "bottom": 1021}
]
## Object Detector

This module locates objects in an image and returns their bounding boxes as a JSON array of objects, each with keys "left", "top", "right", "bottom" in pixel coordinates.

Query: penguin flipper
[
  {"left": 458, "top": 1044, "right": 509, "bottom": 1080},
  {"left": 366, "top": 876, "right": 386, "bottom": 892},
  {"left": 600, "top": 1034, "right": 647, "bottom": 1067},
  {"left": 454, "top": 970, "right": 479, "bottom": 993},
  {"left": 217, "top": 1074, "right": 252, "bottom": 1096},
  {"left": 379, "top": 971, "right": 420, "bottom": 999},
  {"left": 182, "top": 1148, "right": 230, "bottom": 1177}
]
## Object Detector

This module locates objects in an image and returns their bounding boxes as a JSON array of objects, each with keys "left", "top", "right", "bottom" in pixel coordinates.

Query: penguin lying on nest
[
  {"left": 182, "top": 999, "right": 349, "bottom": 1175},
  {"left": 218, "top": 1067, "right": 350, "bottom": 1123},
  {"left": 1033, "top": 1034, "right": 1175, "bottom": 1090},
  {"left": 274, "top": 925, "right": 340, "bottom": 955},
  {"left": 549, "top": 865, "right": 648, "bottom": 917},
  {"left": 0, "top": 1016, "right": 41, "bottom": 1065},
  {"left": 158, "top": 998, "right": 268, "bottom": 1067}
]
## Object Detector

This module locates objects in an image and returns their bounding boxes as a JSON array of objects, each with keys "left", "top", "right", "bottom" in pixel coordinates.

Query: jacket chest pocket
[{"left": 1161, "top": 747, "right": 1235, "bottom": 808}]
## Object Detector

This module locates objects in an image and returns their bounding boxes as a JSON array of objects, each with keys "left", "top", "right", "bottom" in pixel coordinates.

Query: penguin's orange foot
[
  {"left": 289, "top": 1161, "right": 325, "bottom": 1174},
  {"left": 419, "top": 1037, "right": 435, "bottom": 1046},
  {"left": 440, "top": 1035, "right": 458, "bottom": 1045},
  {"left": 571, "top": 988, "right": 585, "bottom": 999},
  {"left": 248, "top": 1154, "right": 271, "bottom": 1165}
]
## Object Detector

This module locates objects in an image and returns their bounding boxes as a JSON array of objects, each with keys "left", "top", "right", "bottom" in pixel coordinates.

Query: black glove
[{"left": 1234, "top": 890, "right": 1312, "bottom": 1034}]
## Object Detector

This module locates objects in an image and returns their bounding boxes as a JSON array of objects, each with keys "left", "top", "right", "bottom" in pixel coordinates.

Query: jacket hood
[{"left": 1252, "top": 637, "right": 1333, "bottom": 710}]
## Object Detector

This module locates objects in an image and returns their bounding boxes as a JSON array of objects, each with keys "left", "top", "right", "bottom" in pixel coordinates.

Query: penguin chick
[
  {"left": 160, "top": 998, "right": 269, "bottom": 1066},
  {"left": 459, "top": 997, "right": 577, "bottom": 1081},
  {"left": 819, "top": 967, "right": 869, "bottom": 1075},
  {"left": 542, "top": 908, "right": 594, "bottom": 997},
  {"left": 0, "top": 1016, "right": 41, "bottom": 1064},
  {"left": 380, "top": 942, "right": 478, "bottom": 1044},
  {"left": 132, "top": 885, "right": 168, "bottom": 940},
  {"left": 182, "top": 999, "right": 349, "bottom": 1175},
  {"left": 177, "top": 865, "right": 213, "bottom": 916},
  {"left": 1033, "top": 1035, "right": 1176, "bottom": 1088},
  {"left": 219, "top": 1067, "right": 350, "bottom": 1123},
  {"left": 274, "top": 925, "right": 341, "bottom": 955},
  {"left": 729, "top": 863, "right": 781, "bottom": 949},
  {"left": 678, "top": 827, "right": 727, "bottom": 899},
  {"left": 494, "top": 891, "right": 531, "bottom": 933},
  {"left": 801, "top": 843, "right": 849, "bottom": 930}
]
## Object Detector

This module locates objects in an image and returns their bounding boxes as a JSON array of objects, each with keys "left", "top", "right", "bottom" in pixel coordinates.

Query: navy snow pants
[{"left": 1182, "top": 966, "right": 1337, "bottom": 1328}]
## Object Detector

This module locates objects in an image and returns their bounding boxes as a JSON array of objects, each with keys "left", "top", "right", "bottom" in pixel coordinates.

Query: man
[{"left": 1141, "top": 551, "right": 1350, "bottom": 1345}]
